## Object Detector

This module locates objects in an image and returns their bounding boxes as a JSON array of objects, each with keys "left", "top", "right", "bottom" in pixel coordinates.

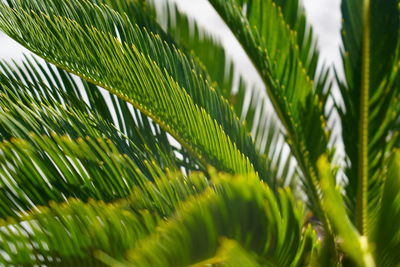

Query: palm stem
[{"left": 356, "top": 0, "right": 370, "bottom": 236}]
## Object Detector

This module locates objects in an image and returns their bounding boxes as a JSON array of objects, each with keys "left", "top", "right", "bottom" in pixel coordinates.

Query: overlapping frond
[
  {"left": 150, "top": 1, "right": 296, "bottom": 189},
  {"left": 91, "top": 0, "right": 257, "bottom": 164},
  {"left": 0, "top": 3, "right": 320, "bottom": 264},
  {"left": 0, "top": 149, "right": 213, "bottom": 265},
  {"left": 0, "top": 56, "right": 185, "bottom": 171},
  {"left": 0, "top": 0, "right": 398, "bottom": 265},
  {"left": 0, "top": 198, "right": 158, "bottom": 265},
  {"left": 206, "top": 0, "right": 332, "bottom": 218},
  {"left": 0, "top": 64, "right": 198, "bottom": 218},
  {"left": 152, "top": 1, "right": 237, "bottom": 100},
  {"left": 0, "top": 121, "right": 210, "bottom": 264},
  {"left": 45, "top": 0, "right": 295, "bottom": 188},
  {"left": 0, "top": 131, "right": 152, "bottom": 218},
  {"left": 124, "top": 173, "right": 316, "bottom": 267},
  {"left": 0, "top": 167, "right": 316, "bottom": 266},
  {"left": 0, "top": 0, "right": 257, "bottom": 176}
]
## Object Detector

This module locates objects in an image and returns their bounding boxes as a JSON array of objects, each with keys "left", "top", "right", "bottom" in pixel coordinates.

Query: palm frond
[
  {"left": 0, "top": 0, "right": 258, "bottom": 176},
  {"left": 207, "top": 0, "right": 332, "bottom": 219},
  {"left": 93, "top": 0, "right": 259, "bottom": 170},
  {"left": 124, "top": 172, "right": 316, "bottom": 267},
  {"left": 0, "top": 164, "right": 211, "bottom": 265},
  {"left": 0, "top": 131, "right": 153, "bottom": 218},
  {"left": 338, "top": 0, "right": 400, "bottom": 230},
  {"left": 0, "top": 198, "right": 158, "bottom": 265},
  {"left": 152, "top": 1, "right": 237, "bottom": 100},
  {"left": 0, "top": 69, "right": 193, "bottom": 218},
  {"left": 0, "top": 65, "right": 183, "bottom": 176},
  {"left": 372, "top": 150, "right": 400, "bottom": 266},
  {"left": 0, "top": 166, "right": 315, "bottom": 266},
  {"left": 99, "top": 0, "right": 297, "bottom": 186},
  {"left": 0, "top": 0, "right": 397, "bottom": 265},
  {"left": 152, "top": 0, "right": 297, "bottom": 189},
  {"left": 0, "top": 165, "right": 210, "bottom": 265},
  {"left": 0, "top": 55, "right": 188, "bottom": 171}
]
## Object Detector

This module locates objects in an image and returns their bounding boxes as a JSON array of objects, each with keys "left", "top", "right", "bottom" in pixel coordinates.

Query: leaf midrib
[{"left": 356, "top": 0, "right": 370, "bottom": 236}]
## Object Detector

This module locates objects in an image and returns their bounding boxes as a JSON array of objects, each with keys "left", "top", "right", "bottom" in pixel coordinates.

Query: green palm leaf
[
  {"left": 123, "top": 173, "right": 316, "bottom": 267},
  {"left": 0, "top": 0, "right": 256, "bottom": 176},
  {"left": 0, "top": 131, "right": 151, "bottom": 218},
  {"left": 207, "top": 0, "right": 332, "bottom": 222},
  {"left": 0, "top": 198, "right": 157, "bottom": 265},
  {"left": 0, "top": 0, "right": 399, "bottom": 265},
  {"left": 151, "top": 1, "right": 296, "bottom": 189},
  {"left": 0, "top": 56, "right": 187, "bottom": 171},
  {"left": 338, "top": 0, "right": 400, "bottom": 232},
  {"left": 0, "top": 165, "right": 314, "bottom": 266},
  {"left": 371, "top": 150, "right": 400, "bottom": 266}
]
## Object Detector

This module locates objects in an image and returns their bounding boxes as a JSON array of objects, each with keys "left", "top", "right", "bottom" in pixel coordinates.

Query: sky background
[{"left": 0, "top": 0, "right": 342, "bottom": 87}]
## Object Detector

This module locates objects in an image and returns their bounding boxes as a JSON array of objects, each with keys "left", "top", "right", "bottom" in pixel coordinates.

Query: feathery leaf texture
[
  {"left": 0, "top": 0, "right": 257, "bottom": 176},
  {"left": 0, "top": 169, "right": 316, "bottom": 266},
  {"left": 0, "top": 56, "right": 185, "bottom": 171},
  {"left": 339, "top": 0, "right": 400, "bottom": 231},
  {"left": 0, "top": 0, "right": 399, "bottom": 265},
  {"left": 372, "top": 150, "right": 400, "bottom": 266},
  {"left": 150, "top": 0, "right": 295, "bottom": 189},
  {"left": 124, "top": 173, "right": 316, "bottom": 267},
  {"left": 207, "top": 0, "right": 331, "bottom": 220}
]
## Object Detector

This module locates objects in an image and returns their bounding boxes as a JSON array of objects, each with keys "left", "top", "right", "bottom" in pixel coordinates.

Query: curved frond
[
  {"left": 0, "top": 132, "right": 153, "bottom": 218},
  {"left": 151, "top": 1, "right": 297, "bottom": 189},
  {"left": 125, "top": 173, "right": 316, "bottom": 267},
  {"left": 0, "top": 56, "right": 187, "bottom": 171},
  {"left": 0, "top": 168, "right": 315, "bottom": 266},
  {"left": 0, "top": 198, "right": 158, "bottom": 265},
  {"left": 0, "top": 0, "right": 257, "bottom": 176}
]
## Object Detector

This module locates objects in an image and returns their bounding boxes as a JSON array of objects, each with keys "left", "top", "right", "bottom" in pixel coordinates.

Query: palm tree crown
[{"left": 0, "top": 0, "right": 399, "bottom": 266}]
